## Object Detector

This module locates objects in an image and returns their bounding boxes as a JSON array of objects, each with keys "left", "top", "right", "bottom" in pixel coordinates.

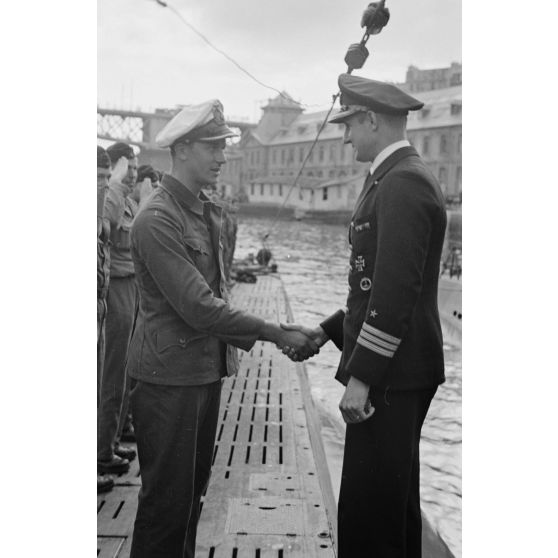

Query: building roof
[
  {"left": 263, "top": 92, "right": 302, "bottom": 110},
  {"left": 245, "top": 85, "right": 462, "bottom": 147},
  {"left": 267, "top": 110, "right": 345, "bottom": 145},
  {"left": 407, "top": 85, "right": 462, "bottom": 130}
]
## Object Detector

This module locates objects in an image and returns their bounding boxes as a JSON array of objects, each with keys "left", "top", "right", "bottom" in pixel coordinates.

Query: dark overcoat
[{"left": 322, "top": 146, "right": 447, "bottom": 391}]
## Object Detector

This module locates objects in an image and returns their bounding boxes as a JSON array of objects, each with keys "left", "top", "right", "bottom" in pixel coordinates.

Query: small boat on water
[{"left": 294, "top": 207, "right": 307, "bottom": 220}]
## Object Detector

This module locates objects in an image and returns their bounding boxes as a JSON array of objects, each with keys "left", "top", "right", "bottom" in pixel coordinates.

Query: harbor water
[{"left": 235, "top": 215, "right": 462, "bottom": 558}]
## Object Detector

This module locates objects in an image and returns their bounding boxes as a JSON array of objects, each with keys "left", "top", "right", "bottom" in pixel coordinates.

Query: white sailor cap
[{"left": 155, "top": 99, "right": 238, "bottom": 148}]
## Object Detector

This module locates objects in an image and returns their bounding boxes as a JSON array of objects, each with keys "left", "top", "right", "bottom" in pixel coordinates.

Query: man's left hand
[{"left": 339, "top": 376, "right": 375, "bottom": 424}]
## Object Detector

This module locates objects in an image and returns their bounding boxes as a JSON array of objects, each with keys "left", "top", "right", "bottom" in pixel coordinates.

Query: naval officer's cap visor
[{"left": 329, "top": 105, "right": 371, "bottom": 124}]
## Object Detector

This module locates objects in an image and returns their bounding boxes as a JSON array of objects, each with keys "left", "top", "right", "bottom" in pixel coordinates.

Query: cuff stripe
[
  {"left": 362, "top": 322, "right": 401, "bottom": 345},
  {"left": 357, "top": 336, "right": 395, "bottom": 358},
  {"left": 359, "top": 329, "right": 398, "bottom": 351}
]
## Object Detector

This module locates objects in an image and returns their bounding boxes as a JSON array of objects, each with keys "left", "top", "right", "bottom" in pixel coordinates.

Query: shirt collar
[
  {"left": 369, "top": 139, "right": 411, "bottom": 176},
  {"left": 161, "top": 174, "right": 205, "bottom": 216}
]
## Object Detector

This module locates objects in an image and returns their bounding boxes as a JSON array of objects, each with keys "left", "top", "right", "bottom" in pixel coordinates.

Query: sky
[{"left": 98, "top": 0, "right": 461, "bottom": 122}]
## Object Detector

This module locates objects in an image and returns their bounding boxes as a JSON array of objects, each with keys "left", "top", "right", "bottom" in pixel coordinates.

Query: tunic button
[{"left": 179, "top": 338, "right": 186, "bottom": 345}]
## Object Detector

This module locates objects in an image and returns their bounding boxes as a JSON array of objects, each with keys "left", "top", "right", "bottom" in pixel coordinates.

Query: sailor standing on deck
[
  {"left": 97, "top": 146, "right": 114, "bottom": 495},
  {"left": 283, "top": 74, "right": 448, "bottom": 558},
  {"left": 126, "top": 99, "right": 319, "bottom": 558}
]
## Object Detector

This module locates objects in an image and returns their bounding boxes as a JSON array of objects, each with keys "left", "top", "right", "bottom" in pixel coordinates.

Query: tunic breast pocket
[
  {"left": 183, "top": 236, "right": 211, "bottom": 274},
  {"left": 111, "top": 224, "right": 132, "bottom": 250}
]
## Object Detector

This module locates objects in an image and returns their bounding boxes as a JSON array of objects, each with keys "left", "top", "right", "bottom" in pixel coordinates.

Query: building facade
[
  {"left": 403, "top": 62, "right": 462, "bottom": 93},
  {"left": 217, "top": 64, "right": 462, "bottom": 209},
  {"left": 406, "top": 86, "right": 462, "bottom": 201}
]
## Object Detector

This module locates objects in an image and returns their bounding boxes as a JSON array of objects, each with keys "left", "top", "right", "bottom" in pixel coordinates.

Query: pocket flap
[
  {"left": 156, "top": 329, "right": 206, "bottom": 352},
  {"left": 183, "top": 236, "right": 210, "bottom": 255}
]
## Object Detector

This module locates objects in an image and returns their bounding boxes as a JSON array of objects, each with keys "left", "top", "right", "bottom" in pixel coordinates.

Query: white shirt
[{"left": 369, "top": 139, "right": 411, "bottom": 176}]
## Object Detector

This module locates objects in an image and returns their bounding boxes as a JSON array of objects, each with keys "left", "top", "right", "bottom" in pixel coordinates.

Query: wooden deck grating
[{"left": 98, "top": 275, "right": 337, "bottom": 557}]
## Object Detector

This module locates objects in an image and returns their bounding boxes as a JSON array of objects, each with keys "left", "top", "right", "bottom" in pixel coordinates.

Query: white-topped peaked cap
[{"left": 155, "top": 99, "right": 238, "bottom": 148}]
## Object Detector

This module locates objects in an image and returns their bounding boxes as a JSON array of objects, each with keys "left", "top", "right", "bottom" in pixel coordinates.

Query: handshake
[{"left": 275, "top": 322, "right": 329, "bottom": 362}]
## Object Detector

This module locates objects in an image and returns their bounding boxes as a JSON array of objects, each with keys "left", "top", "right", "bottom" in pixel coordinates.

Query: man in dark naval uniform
[
  {"left": 283, "top": 74, "right": 447, "bottom": 557},
  {"left": 126, "top": 99, "right": 319, "bottom": 558}
]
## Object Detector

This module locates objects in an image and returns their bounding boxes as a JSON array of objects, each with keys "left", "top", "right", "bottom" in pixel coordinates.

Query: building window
[
  {"left": 272, "top": 150, "right": 277, "bottom": 164},
  {"left": 281, "top": 150, "right": 286, "bottom": 165},
  {"left": 457, "top": 133, "right": 462, "bottom": 155},
  {"left": 299, "top": 147, "right": 304, "bottom": 162},
  {"left": 260, "top": 183, "right": 264, "bottom": 195},
  {"left": 337, "top": 185, "right": 342, "bottom": 198},
  {"left": 329, "top": 170, "right": 335, "bottom": 178},
  {"left": 250, "top": 184, "right": 255, "bottom": 196},
  {"left": 270, "top": 184, "right": 274, "bottom": 196},
  {"left": 423, "top": 136, "right": 430, "bottom": 155},
  {"left": 329, "top": 144, "right": 337, "bottom": 162},
  {"left": 308, "top": 150, "right": 313, "bottom": 163},
  {"left": 323, "top": 187, "right": 328, "bottom": 201},
  {"left": 279, "top": 184, "right": 283, "bottom": 196},
  {"left": 440, "top": 135, "right": 448, "bottom": 154},
  {"left": 319, "top": 145, "right": 324, "bottom": 162},
  {"left": 288, "top": 148, "right": 294, "bottom": 164}
]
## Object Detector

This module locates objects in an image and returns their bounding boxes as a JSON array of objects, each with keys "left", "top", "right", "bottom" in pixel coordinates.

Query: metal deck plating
[{"left": 98, "top": 275, "right": 337, "bottom": 557}]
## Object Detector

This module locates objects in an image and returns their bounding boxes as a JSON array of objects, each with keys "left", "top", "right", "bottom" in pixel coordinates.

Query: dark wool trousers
[
  {"left": 338, "top": 387, "right": 437, "bottom": 558},
  {"left": 130, "top": 379, "right": 222, "bottom": 558},
  {"left": 97, "top": 276, "right": 138, "bottom": 460}
]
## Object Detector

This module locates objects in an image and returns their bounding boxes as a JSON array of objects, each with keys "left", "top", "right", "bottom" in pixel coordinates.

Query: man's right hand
[
  {"left": 278, "top": 328, "right": 319, "bottom": 360},
  {"left": 109, "top": 157, "right": 129, "bottom": 191},
  {"left": 280, "top": 323, "right": 329, "bottom": 361},
  {"left": 260, "top": 322, "right": 319, "bottom": 360}
]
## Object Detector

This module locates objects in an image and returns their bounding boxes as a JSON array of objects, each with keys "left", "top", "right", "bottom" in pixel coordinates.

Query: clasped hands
[{"left": 276, "top": 322, "right": 328, "bottom": 362}]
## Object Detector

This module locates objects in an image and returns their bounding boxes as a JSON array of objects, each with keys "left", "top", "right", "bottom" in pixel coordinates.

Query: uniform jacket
[
  {"left": 321, "top": 146, "right": 447, "bottom": 391},
  {"left": 127, "top": 174, "right": 265, "bottom": 386},
  {"left": 104, "top": 182, "right": 138, "bottom": 278},
  {"left": 97, "top": 217, "right": 111, "bottom": 342}
]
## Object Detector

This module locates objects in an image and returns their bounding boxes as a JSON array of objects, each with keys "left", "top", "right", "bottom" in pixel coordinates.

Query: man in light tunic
[{"left": 127, "top": 99, "right": 319, "bottom": 558}]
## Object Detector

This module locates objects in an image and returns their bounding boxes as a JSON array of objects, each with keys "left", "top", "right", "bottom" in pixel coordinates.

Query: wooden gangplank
[{"left": 98, "top": 275, "right": 338, "bottom": 557}]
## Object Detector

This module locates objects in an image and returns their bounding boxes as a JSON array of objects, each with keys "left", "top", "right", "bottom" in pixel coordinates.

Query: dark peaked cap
[{"left": 329, "top": 73, "right": 424, "bottom": 123}]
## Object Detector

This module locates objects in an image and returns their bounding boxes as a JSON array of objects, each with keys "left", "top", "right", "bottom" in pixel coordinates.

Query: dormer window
[{"left": 451, "top": 102, "right": 462, "bottom": 115}]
